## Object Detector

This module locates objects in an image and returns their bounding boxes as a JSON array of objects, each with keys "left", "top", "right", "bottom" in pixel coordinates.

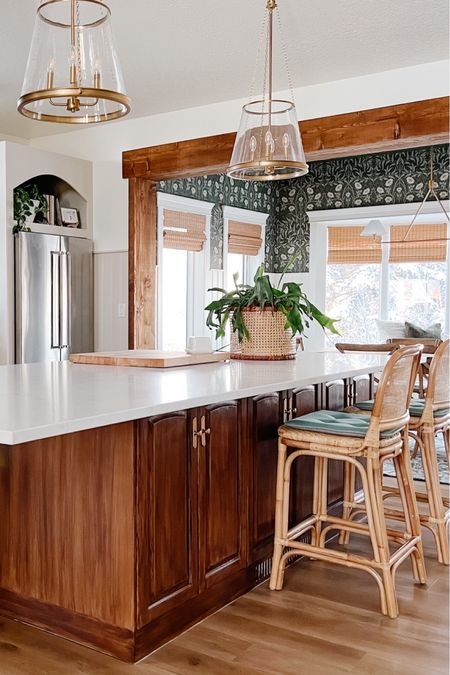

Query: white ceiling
[{"left": 0, "top": 0, "right": 448, "bottom": 140}]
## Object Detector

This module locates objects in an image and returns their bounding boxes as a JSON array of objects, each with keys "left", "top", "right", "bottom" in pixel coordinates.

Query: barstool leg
[
  {"left": 339, "top": 462, "right": 355, "bottom": 545},
  {"left": 366, "top": 456, "right": 399, "bottom": 618},
  {"left": 394, "top": 447, "right": 427, "bottom": 584},
  {"left": 311, "top": 457, "right": 327, "bottom": 547},
  {"left": 270, "top": 439, "right": 288, "bottom": 591},
  {"left": 421, "top": 429, "right": 449, "bottom": 565}
]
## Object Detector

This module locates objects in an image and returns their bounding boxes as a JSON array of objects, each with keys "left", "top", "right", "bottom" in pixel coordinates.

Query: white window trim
[
  {"left": 223, "top": 205, "right": 268, "bottom": 284},
  {"left": 156, "top": 192, "right": 214, "bottom": 349},
  {"left": 308, "top": 201, "right": 450, "bottom": 346}
]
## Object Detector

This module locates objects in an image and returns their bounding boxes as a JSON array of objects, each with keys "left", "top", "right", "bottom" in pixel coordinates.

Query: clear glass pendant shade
[
  {"left": 18, "top": 0, "right": 130, "bottom": 123},
  {"left": 228, "top": 99, "right": 308, "bottom": 181}
]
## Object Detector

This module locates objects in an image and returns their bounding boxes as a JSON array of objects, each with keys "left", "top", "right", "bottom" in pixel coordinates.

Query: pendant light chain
[
  {"left": 275, "top": 6, "right": 295, "bottom": 104},
  {"left": 75, "top": 0, "right": 82, "bottom": 87},
  {"left": 227, "top": 0, "right": 308, "bottom": 180},
  {"left": 248, "top": 11, "right": 269, "bottom": 103}
]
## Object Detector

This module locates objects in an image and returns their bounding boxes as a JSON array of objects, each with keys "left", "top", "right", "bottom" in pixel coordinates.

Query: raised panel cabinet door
[
  {"left": 288, "top": 386, "right": 318, "bottom": 527},
  {"left": 352, "top": 374, "right": 373, "bottom": 404},
  {"left": 248, "top": 393, "right": 283, "bottom": 563},
  {"left": 136, "top": 412, "right": 198, "bottom": 626},
  {"left": 198, "top": 401, "right": 246, "bottom": 589}
]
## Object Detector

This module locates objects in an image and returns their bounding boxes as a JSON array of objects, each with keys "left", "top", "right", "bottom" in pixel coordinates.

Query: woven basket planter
[{"left": 230, "top": 307, "right": 296, "bottom": 361}]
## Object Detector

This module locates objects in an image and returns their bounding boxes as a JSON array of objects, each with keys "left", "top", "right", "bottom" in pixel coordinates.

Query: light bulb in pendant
[
  {"left": 282, "top": 133, "right": 290, "bottom": 159},
  {"left": 265, "top": 130, "right": 274, "bottom": 159},
  {"left": 249, "top": 135, "right": 257, "bottom": 161}
]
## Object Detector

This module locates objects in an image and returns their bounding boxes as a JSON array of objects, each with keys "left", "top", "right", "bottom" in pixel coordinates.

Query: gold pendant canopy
[
  {"left": 227, "top": 0, "right": 308, "bottom": 181},
  {"left": 18, "top": 0, "right": 131, "bottom": 124}
]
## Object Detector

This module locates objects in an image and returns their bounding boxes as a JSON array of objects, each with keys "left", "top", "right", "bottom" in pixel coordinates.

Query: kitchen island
[{"left": 0, "top": 353, "right": 384, "bottom": 662}]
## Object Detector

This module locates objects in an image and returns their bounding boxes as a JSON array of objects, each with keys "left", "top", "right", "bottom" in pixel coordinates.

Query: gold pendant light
[
  {"left": 18, "top": 0, "right": 131, "bottom": 124},
  {"left": 228, "top": 0, "right": 308, "bottom": 181}
]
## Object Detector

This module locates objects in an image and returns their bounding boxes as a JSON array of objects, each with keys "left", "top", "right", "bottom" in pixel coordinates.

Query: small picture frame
[{"left": 60, "top": 207, "right": 79, "bottom": 228}]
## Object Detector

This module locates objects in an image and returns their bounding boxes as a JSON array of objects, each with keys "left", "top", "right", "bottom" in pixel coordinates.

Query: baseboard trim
[{"left": 0, "top": 588, "right": 134, "bottom": 662}]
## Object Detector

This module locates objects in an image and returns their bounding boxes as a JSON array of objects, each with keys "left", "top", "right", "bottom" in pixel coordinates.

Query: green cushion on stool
[
  {"left": 285, "top": 410, "right": 400, "bottom": 438},
  {"left": 356, "top": 399, "right": 450, "bottom": 418}
]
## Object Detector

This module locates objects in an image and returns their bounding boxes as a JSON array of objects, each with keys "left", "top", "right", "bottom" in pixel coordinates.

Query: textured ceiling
[{"left": 0, "top": 0, "right": 448, "bottom": 139}]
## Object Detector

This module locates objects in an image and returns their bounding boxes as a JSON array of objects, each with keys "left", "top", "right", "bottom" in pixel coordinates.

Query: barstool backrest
[
  {"left": 425, "top": 339, "right": 450, "bottom": 415},
  {"left": 366, "top": 345, "right": 422, "bottom": 443}
]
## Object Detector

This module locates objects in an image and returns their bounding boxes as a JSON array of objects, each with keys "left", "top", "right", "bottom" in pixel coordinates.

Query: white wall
[{"left": 29, "top": 61, "right": 449, "bottom": 163}]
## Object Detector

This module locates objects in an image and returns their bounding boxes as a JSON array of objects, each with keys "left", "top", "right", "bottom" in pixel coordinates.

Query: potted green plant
[
  {"left": 206, "top": 264, "right": 339, "bottom": 360},
  {"left": 13, "top": 184, "right": 48, "bottom": 234}
]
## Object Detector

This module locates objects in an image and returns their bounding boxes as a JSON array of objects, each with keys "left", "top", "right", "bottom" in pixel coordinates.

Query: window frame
[
  {"left": 156, "top": 192, "right": 214, "bottom": 350},
  {"left": 223, "top": 206, "right": 268, "bottom": 285},
  {"left": 309, "top": 201, "right": 450, "bottom": 348}
]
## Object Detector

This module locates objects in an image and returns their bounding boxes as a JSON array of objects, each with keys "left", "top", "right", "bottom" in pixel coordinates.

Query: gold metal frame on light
[
  {"left": 38, "top": 0, "right": 110, "bottom": 28},
  {"left": 17, "top": 87, "right": 131, "bottom": 123},
  {"left": 241, "top": 98, "right": 295, "bottom": 115},
  {"left": 227, "top": 160, "right": 309, "bottom": 181}
]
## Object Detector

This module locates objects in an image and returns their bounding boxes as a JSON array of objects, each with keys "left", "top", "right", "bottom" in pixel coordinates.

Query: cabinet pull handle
[
  {"left": 199, "top": 415, "right": 211, "bottom": 447},
  {"left": 192, "top": 417, "right": 201, "bottom": 449}
]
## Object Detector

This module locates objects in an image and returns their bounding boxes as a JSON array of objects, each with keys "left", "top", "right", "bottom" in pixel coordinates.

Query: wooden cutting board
[{"left": 70, "top": 350, "right": 230, "bottom": 368}]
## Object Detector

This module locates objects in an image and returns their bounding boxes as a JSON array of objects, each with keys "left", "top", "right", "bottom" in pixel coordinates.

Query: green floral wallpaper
[{"left": 158, "top": 143, "right": 449, "bottom": 273}]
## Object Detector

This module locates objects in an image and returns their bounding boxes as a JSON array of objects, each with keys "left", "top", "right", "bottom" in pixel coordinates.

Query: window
[
  {"left": 157, "top": 194, "right": 213, "bottom": 351},
  {"left": 223, "top": 207, "right": 267, "bottom": 289},
  {"left": 325, "top": 220, "right": 449, "bottom": 343}
]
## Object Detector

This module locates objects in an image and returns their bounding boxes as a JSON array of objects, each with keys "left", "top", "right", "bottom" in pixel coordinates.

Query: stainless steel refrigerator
[{"left": 15, "top": 232, "right": 93, "bottom": 363}]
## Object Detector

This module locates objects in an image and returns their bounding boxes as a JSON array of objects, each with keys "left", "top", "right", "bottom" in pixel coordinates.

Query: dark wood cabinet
[
  {"left": 247, "top": 393, "right": 283, "bottom": 563},
  {"left": 322, "top": 379, "right": 346, "bottom": 506},
  {"left": 136, "top": 412, "right": 198, "bottom": 627},
  {"left": 352, "top": 374, "right": 372, "bottom": 404},
  {"left": 137, "top": 402, "right": 246, "bottom": 625},
  {"left": 323, "top": 379, "right": 346, "bottom": 411},
  {"left": 0, "top": 374, "right": 377, "bottom": 662},
  {"left": 198, "top": 401, "right": 247, "bottom": 589},
  {"left": 286, "top": 386, "right": 318, "bottom": 526}
]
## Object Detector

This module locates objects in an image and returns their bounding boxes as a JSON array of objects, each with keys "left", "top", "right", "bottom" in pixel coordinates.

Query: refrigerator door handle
[
  {"left": 60, "top": 252, "right": 71, "bottom": 350},
  {"left": 50, "top": 251, "right": 61, "bottom": 349}
]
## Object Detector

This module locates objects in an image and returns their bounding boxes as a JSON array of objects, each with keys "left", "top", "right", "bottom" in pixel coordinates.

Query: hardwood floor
[{"left": 0, "top": 509, "right": 448, "bottom": 674}]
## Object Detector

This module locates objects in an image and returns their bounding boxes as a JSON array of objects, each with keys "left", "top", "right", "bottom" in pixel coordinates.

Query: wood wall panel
[
  {"left": 128, "top": 178, "right": 157, "bottom": 349},
  {"left": 0, "top": 423, "right": 135, "bottom": 630},
  {"left": 94, "top": 251, "right": 128, "bottom": 351}
]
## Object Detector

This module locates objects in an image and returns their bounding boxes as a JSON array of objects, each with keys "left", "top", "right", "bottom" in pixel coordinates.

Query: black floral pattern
[
  {"left": 210, "top": 204, "right": 223, "bottom": 269},
  {"left": 158, "top": 144, "right": 449, "bottom": 273}
]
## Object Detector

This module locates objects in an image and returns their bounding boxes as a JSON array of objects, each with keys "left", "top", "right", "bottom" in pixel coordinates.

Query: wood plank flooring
[{"left": 0, "top": 505, "right": 448, "bottom": 674}]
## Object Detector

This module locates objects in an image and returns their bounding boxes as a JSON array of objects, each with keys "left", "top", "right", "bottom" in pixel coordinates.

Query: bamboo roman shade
[
  {"left": 228, "top": 221, "right": 263, "bottom": 256},
  {"left": 163, "top": 209, "right": 206, "bottom": 252},
  {"left": 327, "top": 226, "right": 382, "bottom": 264},
  {"left": 389, "top": 224, "right": 448, "bottom": 263}
]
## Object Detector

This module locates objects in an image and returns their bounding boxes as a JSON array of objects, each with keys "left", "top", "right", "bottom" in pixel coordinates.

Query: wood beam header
[{"left": 123, "top": 97, "right": 449, "bottom": 181}]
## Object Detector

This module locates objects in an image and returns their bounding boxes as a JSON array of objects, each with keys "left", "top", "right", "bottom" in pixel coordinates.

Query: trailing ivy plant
[
  {"left": 206, "top": 262, "right": 339, "bottom": 343},
  {"left": 13, "top": 184, "right": 47, "bottom": 234}
]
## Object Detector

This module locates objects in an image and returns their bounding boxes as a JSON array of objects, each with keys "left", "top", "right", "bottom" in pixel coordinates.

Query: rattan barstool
[
  {"left": 269, "top": 345, "right": 426, "bottom": 618},
  {"left": 356, "top": 339, "right": 450, "bottom": 564}
]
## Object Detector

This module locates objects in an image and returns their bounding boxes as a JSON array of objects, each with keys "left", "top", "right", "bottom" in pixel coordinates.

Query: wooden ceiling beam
[{"left": 123, "top": 97, "right": 449, "bottom": 180}]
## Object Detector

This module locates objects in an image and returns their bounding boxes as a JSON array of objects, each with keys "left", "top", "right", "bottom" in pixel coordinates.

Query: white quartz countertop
[{"left": 0, "top": 352, "right": 388, "bottom": 445}]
